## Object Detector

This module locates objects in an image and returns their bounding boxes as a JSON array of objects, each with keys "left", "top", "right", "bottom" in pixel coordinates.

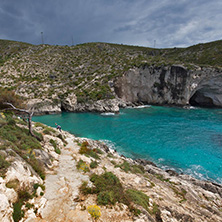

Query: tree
[{"left": 0, "top": 88, "right": 41, "bottom": 141}]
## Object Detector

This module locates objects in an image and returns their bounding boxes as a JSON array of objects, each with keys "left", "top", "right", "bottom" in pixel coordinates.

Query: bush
[
  {"left": 87, "top": 205, "right": 101, "bottom": 221},
  {"left": 79, "top": 181, "right": 92, "bottom": 195},
  {"left": 50, "top": 139, "right": 61, "bottom": 154},
  {"left": 57, "top": 134, "right": 67, "bottom": 145},
  {"left": 76, "top": 160, "right": 90, "bottom": 173},
  {"left": 0, "top": 154, "right": 10, "bottom": 176},
  {"left": 126, "top": 189, "right": 150, "bottom": 212},
  {"left": 13, "top": 188, "right": 33, "bottom": 222},
  {"left": 34, "top": 122, "right": 45, "bottom": 128},
  {"left": 79, "top": 141, "right": 100, "bottom": 160},
  {"left": 80, "top": 171, "right": 151, "bottom": 216},
  {"left": 115, "top": 160, "right": 145, "bottom": 174},
  {"left": 90, "top": 172, "right": 128, "bottom": 206},
  {"left": 13, "top": 201, "right": 24, "bottom": 222},
  {"left": 43, "top": 127, "right": 56, "bottom": 135},
  {"left": 90, "top": 161, "right": 98, "bottom": 169}
]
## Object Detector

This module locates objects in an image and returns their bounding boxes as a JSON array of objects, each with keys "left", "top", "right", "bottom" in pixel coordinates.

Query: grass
[
  {"left": 170, "top": 185, "right": 187, "bottom": 203},
  {"left": 126, "top": 189, "right": 150, "bottom": 212},
  {"left": 49, "top": 139, "right": 61, "bottom": 154},
  {"left": 43, "top": 127, "right": 56, "bottom": 135},
  {"left": 12, "top": 188, "right": 33, "bottom": 222},
  {"left": 0, "top": 114, "right": 45, "bottom": 180},
  {"left": 0, "top": 154, "right": 10, "bottom": 177}
]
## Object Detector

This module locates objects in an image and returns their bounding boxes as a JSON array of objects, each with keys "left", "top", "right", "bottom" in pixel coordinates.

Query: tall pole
[
  {"left": 41, "top": 32, "right": 44, "bottom": 44},
  {"left": 154, "top": 40, "right": 156, "bottom": 48}
]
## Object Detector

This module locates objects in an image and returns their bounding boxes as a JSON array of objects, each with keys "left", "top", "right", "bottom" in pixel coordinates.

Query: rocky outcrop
[
  {"left": 29, "top": 97, "right": 128, "bottom": 115},
  {"left": 189, "top": 75, "right": 222, "bottom": 107},
  {"left": 114, "top": 65, "right": 222, "bottom": 107},
  {"left": 114, "top": 65, "right": 191, "bottom": 105},
  {"left": 26, "top": 99, "right": 61, "bottom": 115},
  {"left": 70, "top": 98, "right": 127, "bottom": 113},
  {"left": 61, "top": 93, "right": 77, "bottom": 111}
]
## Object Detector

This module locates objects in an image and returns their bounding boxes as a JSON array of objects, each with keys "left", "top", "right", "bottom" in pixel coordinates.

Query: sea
[{"left": 33, "top": 105, "right": 222, "bottom": 184}]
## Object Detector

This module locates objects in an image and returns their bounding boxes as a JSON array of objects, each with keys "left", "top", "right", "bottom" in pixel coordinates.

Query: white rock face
[
  {"left": 26, "top": 98, "right": 61, "bottom": 115},
  {"left": 5, "top": 159, "right": 42, "bottom": 189},
  {"left": 61, "top": 93, "right": 77, "bottom": 111},
  {"left": 0, "top": 193, "right": 13, "bottom": 222}
]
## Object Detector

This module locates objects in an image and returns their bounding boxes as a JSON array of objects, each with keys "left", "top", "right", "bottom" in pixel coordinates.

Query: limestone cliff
[{"left": 114, "top": 65, "right": 222, "bottom": 107}]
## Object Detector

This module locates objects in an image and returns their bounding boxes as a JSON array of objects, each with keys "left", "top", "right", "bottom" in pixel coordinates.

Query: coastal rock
[
  {"left": 72, "top": 98, "right": 125, "bottom": 113},
  {"left": 114, "top": 65, "right": 191, "bottom": 105},
  {"left": 61, "top": 93, "right": 77, "bottom": 111},
  {"left": 189, "top": 75, "right": 222, "bottom": 107},
  {"left": 114, "top": 65, "right": 222, "bottom": 108},
  {"left": 135, "top": 158, "right": 157, "bottom": 167},
  {"left": 26, "top": 99, "right": 61, "bottom": 115}
]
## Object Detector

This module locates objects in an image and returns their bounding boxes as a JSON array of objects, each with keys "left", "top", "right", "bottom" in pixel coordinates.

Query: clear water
[{"left": 33, "top": 106, "right": 222, "bottom": 184}]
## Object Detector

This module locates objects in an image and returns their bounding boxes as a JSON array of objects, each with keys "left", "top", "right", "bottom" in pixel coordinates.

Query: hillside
[
  {"left": 0, "top": 39, "right": 222, "bottom": 113},
  {"left": 0, "top": 113, "right": 222, "bottom": 222}
]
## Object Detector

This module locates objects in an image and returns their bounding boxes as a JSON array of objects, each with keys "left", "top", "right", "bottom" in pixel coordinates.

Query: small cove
[{"left": 33, "top": 106, "right": 222, "bottom": 184}]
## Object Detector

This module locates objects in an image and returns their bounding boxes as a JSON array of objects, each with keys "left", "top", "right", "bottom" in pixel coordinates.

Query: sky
[{"left": 0, "top": 0, "right": 221, "bottom": 48}]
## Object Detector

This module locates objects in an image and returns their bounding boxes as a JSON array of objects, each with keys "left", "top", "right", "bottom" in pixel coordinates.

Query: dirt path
[{"left": 31, "top": 136, "right": 90, "bottom": 222}]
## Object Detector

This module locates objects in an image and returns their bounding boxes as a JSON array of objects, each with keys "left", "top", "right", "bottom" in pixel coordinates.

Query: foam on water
[{"left": 100, "top": 112, "right": 116, "bottom": 116}]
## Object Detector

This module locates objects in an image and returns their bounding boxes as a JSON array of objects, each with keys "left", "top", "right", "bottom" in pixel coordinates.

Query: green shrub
[
  {"left": 13, "top": 188, "right": 33, "bottom": 222},
  {"left": 6, "top": 179, "right": 19, "bottom": 190},
  {"left": 0, "top": 154, "right": 10, "bottom": 176},
  {"left": 76, "top": 160, "right": 90, "bottom": 173},
  {"left": 79, "top": 141, "right": 100, "bottom": 160},
  {"left": 13, "top": 201, "right": 24, "bottom": 222},
  {"left": 57, "top": 134, "right": 67, "bottom": 145},
  {"left": 90, "top": 172, "right": 128, "bottom": 206},
  {"left": 115, "top": 160, "right": 130, "bottom": 172},
  {"left": 126, "top": 189, "right": 150, "bottom": 211},
  {"left": 43, "top": 127, "right": 56, "bottom": 135},
  {"left": 115, "top": 160, "right": 145, "bottom": 174},
  {"left": 90, "top": 161, "right": 98, "bottom": 169},
  {"left": 79, "top": 181, "right": 93, "bottom": 195},
  {"left": 49, "top": 139, "right": 61, "bottom": 154},
  {"left": 34, "top": 122, "right": 45, "bottom": 128}
]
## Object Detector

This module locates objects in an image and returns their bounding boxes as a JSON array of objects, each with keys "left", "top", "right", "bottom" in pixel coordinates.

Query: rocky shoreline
[{"left": 1, "top": 122, "right": 222, "bottom": 222}]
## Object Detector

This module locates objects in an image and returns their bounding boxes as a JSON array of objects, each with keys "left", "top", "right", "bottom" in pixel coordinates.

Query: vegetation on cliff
[{"left": 0, "top": 39, "right": 221, "bottom": 104}]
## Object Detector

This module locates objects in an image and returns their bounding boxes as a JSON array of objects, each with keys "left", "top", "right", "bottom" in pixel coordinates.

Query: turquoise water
[{"left": 33, "top": 106, "right": 222, "bottom": 184}]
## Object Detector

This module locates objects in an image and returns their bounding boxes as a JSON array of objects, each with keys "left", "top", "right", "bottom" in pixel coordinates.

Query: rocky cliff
[{"left": 114, "top": 65, "right": 222, "bottom": 107}]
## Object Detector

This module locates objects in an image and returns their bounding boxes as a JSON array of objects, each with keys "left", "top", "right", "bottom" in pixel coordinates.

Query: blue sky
[{"left": 0, "top": 0, "right": 221, "bottom": 48}]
